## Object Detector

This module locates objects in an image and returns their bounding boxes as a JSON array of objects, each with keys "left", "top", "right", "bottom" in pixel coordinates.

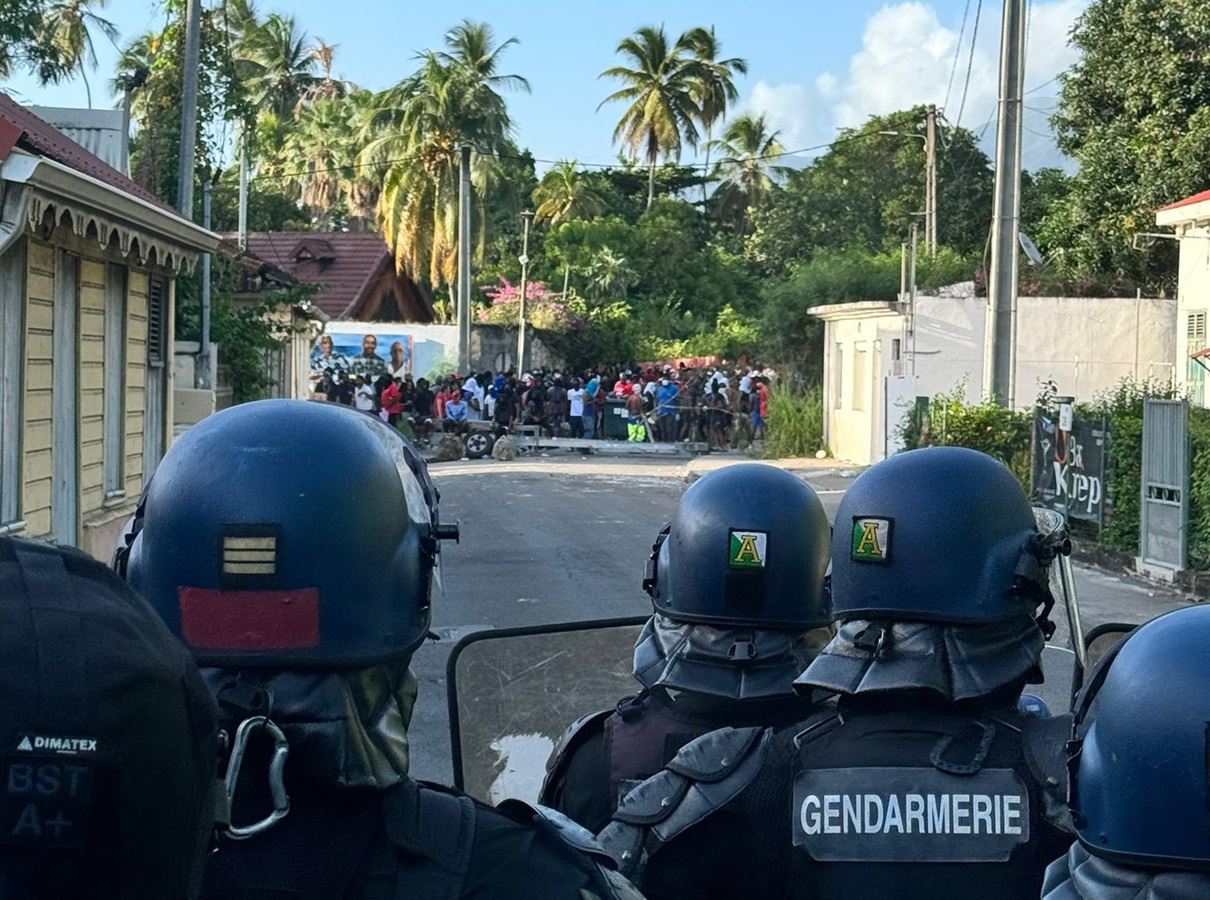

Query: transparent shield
[
  {"left": 447, "top": 617, "right": 648, "bottom": 805},
  {"left": 1036, "top": 645, "right": 1077, "bottom": 714}
]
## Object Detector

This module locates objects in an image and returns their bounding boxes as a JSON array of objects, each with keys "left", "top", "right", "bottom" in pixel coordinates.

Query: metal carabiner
[{"left": 223, "top": 716, "right": 290, "bottom": 841}]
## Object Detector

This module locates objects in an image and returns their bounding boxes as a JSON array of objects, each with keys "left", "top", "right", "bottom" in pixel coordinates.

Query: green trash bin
[{"left": 604, "top": 396, "right": 630, "bottom": 440}]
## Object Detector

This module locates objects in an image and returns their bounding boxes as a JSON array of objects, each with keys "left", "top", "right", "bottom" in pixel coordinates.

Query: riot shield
[{"left": 447, "top": 616, "right": 648, "bottom": 806}]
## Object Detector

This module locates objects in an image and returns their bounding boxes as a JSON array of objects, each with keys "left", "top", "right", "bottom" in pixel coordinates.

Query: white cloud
[
  {"left": 746, "top": 81, "right": 815, "bottom": 149},
  {"left": 745, "top": 0, "right": 1087, "bottom": 171}
]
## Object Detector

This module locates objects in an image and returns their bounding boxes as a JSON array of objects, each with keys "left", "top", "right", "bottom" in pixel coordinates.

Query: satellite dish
[{"left": 1019, "top": 232, "right": 1045, "bottom": 267}]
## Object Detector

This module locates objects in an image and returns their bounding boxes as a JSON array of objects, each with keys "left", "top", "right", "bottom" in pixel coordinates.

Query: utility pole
[
  {"left": 516, "top": 210, "right": 535, "bottom": 375},
  {"left": 176, "top": 0, "right": 202, "bottom": 219},
  {"left": 908, "top": 222, "right": 919, "bottom": 375},
  {"left": 200, "top": 179, "right": 212, "bottom": 389},
  {"left": 983, "top": 0, "right": 1028, "bottom": 408},
  {"left": 237, "top": 124, "right": 249, "bottom": 250},
  {"left": 925, "top": 105, "right": 938, "bottom": 257},
  {"left": 457, "top": 143, "right": 472, "bottom": 373}
]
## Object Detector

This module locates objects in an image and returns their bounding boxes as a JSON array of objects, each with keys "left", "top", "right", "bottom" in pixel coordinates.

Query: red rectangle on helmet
[{"left": 178, "top": 587, "right": 320, "bottom": 650}]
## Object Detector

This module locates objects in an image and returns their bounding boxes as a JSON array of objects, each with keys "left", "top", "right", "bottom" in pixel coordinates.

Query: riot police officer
[
  {"left": 0, "top": 536, "right": 218, "bottom": 900},
  {"left": 114, "top": 399, "right": 641, "bottom": 900},
  {"left": 1042, "top": 606, "right": 1210, "bottom": 899},
  {"left": 541, "top": 463, "right": 833, "bottom": 833},
  {"left": 600, "top": 447, "right": 1075, "bottom": 899}
]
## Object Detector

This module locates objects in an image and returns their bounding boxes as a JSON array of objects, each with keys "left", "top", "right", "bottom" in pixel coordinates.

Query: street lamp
[{"left": 516, "top": 209, "right": 535, "bottom": 375}]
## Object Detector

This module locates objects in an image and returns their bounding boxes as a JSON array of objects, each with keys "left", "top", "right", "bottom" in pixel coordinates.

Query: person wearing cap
[
  {"left": 0, "top": 536, "right": 217, "bottom": 899},
  {"left": 112, "top": 400, "right": 643, "bottom": 900},
  {"left": 542, "top": 465, "right": 833, "bottom": 836}
]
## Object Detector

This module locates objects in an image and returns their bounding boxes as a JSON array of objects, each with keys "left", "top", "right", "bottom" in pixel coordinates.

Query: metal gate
[{"left": 1140, "top": 398, "right": 1189, "bottom": 571}]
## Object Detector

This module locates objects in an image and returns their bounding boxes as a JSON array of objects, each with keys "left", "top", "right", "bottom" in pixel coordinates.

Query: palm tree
[
  {"left": 684, "top": 26, "right": 747, "bottom": 203},
  {"left": 599, "top": 25, "right": 703, "bottom": 209},
  {"left": 532, "top": 160, "right": 605, "bottom": 225},
  {"left": 38, "top": 0, "right": 119, "bottom": 107},
  {"left": 240, "top": 13, "right": 318, "bottom": 118},
  {"left": 110, "top": 29, "right": 159, "bottom": 120},
  {"left": 298, "top": 39, "right": 352, "bottom": 105},
  {"left": 279, "top": 98, "right": 353, "bottom": 229},
  {"left": 706, "top": 112, "right": 790, "bottom": 232},
  {"left": 362, "top": 23, "right": 526, "bottom": 295},
  {"left": 587, "top": 246, "right": 638, "bottom": 301}
]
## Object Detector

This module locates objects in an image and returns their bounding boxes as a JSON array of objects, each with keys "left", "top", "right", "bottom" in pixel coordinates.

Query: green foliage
[
  {"left": 902, "top": 383, "right": 1032, "bottom": 484},
  {"left": 763, "top": 384, "right": 824, "bottom": 459},
  {"left": 744, "top": 107, "right": 993, "bottom": 276},
  {"left": 758, "top": 247, "right": 973, "bottom": 379},
  {"left": 1043, "top": 0, "right": 1210, "bottom": 292}
]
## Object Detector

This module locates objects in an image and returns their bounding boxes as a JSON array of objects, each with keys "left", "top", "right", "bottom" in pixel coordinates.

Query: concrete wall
[
  {"left": 821, "top": 311, "right": 901, "bottom": 465},
  {"left": 817, "top": 294, "right": 1177, "bottom": 465},
  {"left": 471, "top": 325, "right": 561, "bottom": 375},
  {"left": 904, "top": 295, "right": 1176, "bottom": 405},
  {"left": 1175, "top": 225, "right": 1210, "bottom": 404}
]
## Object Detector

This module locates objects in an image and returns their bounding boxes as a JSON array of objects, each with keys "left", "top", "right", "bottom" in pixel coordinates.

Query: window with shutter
[{"left": 147, "top": 274, "right": 166, "bottom": 367}]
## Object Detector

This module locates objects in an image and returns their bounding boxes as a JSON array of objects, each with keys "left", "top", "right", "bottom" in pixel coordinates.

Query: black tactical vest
[{"left": 788, "top": 704, "right": 1074, "bottom": 900}]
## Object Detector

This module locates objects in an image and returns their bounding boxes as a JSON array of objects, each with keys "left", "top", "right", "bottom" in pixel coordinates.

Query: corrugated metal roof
[
  {"left": 1158, "top": 189, "right": 1210, "bottom": 214},
  {"left": 0, "top": 92, "right": 175, "bottom": 214},
  {"left": 29, "top": 106, "right": 125, "bottom": 171}
]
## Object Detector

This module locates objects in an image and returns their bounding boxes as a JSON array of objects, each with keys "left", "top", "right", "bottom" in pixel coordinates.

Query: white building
[
  {"left": 1156, "top": 191, "right": 1210, "bottom": 405},
  {"left": 811, "top": 294, "right": 1176, "bottom": 465}
]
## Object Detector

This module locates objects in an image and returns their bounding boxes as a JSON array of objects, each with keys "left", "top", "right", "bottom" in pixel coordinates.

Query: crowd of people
[{"left": 311, "top": 341, "right": 779, "bottom": 451}]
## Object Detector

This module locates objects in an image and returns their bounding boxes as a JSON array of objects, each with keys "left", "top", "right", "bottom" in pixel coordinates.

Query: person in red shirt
[
  {"left": 752, "top": 377, "right": 771, "bottom": 440},
  {"left": 433, "top": 381, "right": 450, "bottom": 421},
  {"left": 381, "top": 377, "right": 404, "bottom": 426}
]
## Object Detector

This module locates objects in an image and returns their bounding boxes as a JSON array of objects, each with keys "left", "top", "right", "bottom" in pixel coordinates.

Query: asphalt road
[{"left": 408, "top": 456, "right": 1193, "bottom": 794}]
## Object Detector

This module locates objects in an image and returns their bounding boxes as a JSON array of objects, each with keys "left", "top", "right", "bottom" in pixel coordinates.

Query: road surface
[{"left": 408, "top": 455, "right": 1194, "bottom": 795}]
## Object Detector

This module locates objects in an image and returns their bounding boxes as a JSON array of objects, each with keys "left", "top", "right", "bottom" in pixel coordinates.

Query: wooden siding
[
  {"left": 21, "top": 240, "right": 54, "bottom": 536},
  {"left": 125, "top": 269, "right": 148, "bottom": 495},
  {"left": 18, "top": 222, "right": 173, "bottom": 549},
  {"left": 79, "top": 259, "right": 105, "bottom": 513}
]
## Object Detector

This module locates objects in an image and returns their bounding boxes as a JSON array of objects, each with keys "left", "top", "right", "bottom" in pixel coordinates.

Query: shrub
[{"left": 764, "top": 384, "right": 824, "bottom": 459}]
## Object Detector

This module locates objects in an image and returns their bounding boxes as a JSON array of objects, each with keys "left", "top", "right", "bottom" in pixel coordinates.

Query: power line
[
  {"left": 248, "top": 131, "right": 891, "bottom": 184},
  {"left": 955, "top": 0, "right": 984, "bottom": 130},
  {"left": 1025, "top": 74, "right": 1060, "bottom": 95},
  {"left": 944, "top": 0, "right": 973, "bottom": 113}
]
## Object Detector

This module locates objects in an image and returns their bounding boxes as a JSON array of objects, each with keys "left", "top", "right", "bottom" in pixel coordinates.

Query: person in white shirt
[
  {"left": 462, "top": 375, "right": 483, "bottom": 421},
  {"left": 353, "top": 376, "right": 376, "bottom": 412},
  {"left": 568, "top": 379, "right": 586, "bottom": 439}
]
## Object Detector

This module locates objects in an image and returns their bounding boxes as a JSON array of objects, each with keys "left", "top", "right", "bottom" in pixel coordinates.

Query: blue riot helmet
[
  {"left": 1067, "top": 607, "right": 1210, "bottom": 869},
  {"left": 643, "top": 464, "right": 831, "bottom": 629},
  {"left": 634, "top": 464, "right": 833, "bottom": 699},
  {"left": 798, "top": 447, "right": 1065, "bottom": 700},
  {"left": 125, "top": 399, "right": 441, "bottom": 669}
]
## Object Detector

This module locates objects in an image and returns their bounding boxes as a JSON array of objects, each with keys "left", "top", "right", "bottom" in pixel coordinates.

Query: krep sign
[{"left": 1031, "top": 410, "right": 1111, "bottom": 525}]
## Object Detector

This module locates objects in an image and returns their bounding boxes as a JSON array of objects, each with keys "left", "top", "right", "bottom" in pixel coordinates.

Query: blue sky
[{"left": 2, "top": 0, "right": 1088, "bottom": 171}]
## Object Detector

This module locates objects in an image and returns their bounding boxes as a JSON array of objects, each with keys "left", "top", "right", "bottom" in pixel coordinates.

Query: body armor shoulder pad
[
  {"left": 540, "top": 708, "right": 613, "bottom": 804},
  {"left": 665, "top": 725, "right": 767, "bottom": 782},
  {"left": 1022, "top": 713, "right": 1076, "bottom": 833},
  {"left": 601, "top": 724, "right": 773, "bottom": 870},
  {"left": 498, "top": 799, "right": 616, "bottom": 864},
  {"left": 497, "top": 800, "right": 645, "bottom": 900},
  {"left": 383, "top": 780, "right": 476, "bottom": 876}
]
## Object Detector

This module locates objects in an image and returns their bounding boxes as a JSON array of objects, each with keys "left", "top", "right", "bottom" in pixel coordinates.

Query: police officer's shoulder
[
  {"left": 1021, "top": 712, "right": 1076, "bottom": 833},
  {"left": 545, "top": 708, "right": 613, "bottom": 780},
  {"left": 494, "top": 799, "right": 645, "bottom": 899},
  {"left": 607, "top": 726, "right": 770, "bottom": 841}
]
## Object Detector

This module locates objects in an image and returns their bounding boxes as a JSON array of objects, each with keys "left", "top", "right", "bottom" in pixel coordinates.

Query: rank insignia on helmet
[
  {"left": 729, "top": 531, "right": 767, "bottom": 569},
  {"left": 851, "top": 518, "right": 892, "bottom": 563}
]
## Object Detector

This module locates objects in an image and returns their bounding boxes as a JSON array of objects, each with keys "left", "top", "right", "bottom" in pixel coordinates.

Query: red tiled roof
[
  {"left": 1158, "top": 189, "right": 1210, "bottom": 213},
  {"left": 0, "top": 92, "right": 179, "bottom": 215},
  {"left": 231, "top": 231, "right": 432, "bottom": 321}
]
